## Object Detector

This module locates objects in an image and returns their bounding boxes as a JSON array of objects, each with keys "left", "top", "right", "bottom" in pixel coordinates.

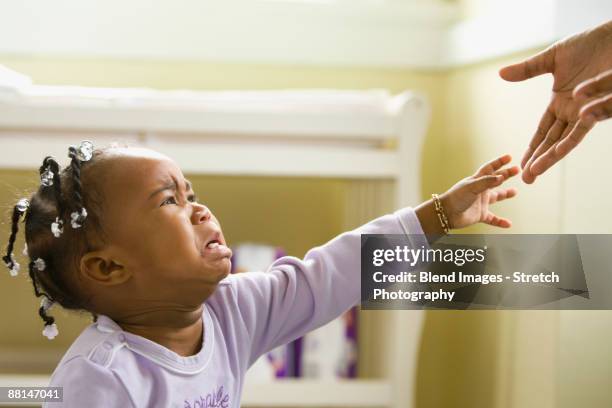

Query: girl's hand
[{"left": 441, "top": 154, "right": 518, "bottom": 229}]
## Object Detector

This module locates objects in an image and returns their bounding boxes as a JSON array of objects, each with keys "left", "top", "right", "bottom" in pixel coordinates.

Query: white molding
[
  {"left": 0, "top": 90, "right": 429, "bottom": 180},
  {"left": 0, "top": 130, "right": 403, "bottom": 178}
]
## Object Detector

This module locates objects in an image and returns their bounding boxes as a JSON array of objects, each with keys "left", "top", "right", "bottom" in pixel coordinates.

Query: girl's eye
[
  {"left": 161, "top": 196, "right": 178, "bottom": 206},
  {"left": 160, "top": 195, "right": 198, "bottom": 206}
]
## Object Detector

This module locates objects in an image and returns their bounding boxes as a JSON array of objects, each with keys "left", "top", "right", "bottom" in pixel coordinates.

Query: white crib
[{"left": 0, "top": 77, "right": 430, "bottom": 408}]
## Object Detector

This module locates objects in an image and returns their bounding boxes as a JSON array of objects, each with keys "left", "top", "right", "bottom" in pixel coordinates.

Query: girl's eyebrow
[{"left": 148, "top": 179, "right": 193, "bottom": 200}]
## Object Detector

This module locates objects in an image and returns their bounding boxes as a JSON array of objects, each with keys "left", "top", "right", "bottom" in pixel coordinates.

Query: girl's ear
[{"left": 79, "top": 251, "right": 130, "bottom": 286}]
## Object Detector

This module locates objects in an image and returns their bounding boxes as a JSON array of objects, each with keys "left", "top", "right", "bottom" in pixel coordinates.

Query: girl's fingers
[
  {"left": 492, "top": 165, "right": 519, "bottom": 180},
  {"left": 476, "top": 154, "right": 512, "bottom": 176},
  {"left": 483, "top": 212, "right": 512, "bottom": 228},
  {"left": 521, "top": 108, "right": 556, "bottom": 169},
  {"left": 472, "top": 165, "right": 518, "bottom": 194},
  {"left": 579, "top": 93, "right": 612, "bottom": 123},
  {"left": 488, "top": 187, "right": 518, "bottom": 205},
  {"left": 470, "top": 174, "right": 503, "bottom": 193}
]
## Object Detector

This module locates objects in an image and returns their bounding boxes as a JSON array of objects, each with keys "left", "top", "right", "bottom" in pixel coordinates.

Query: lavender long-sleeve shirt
[{"left": 44, "top": 207, "right": 427, "bottom": 408}]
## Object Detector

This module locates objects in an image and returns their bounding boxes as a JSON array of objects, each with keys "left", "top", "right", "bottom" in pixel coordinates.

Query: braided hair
[{"left": 3, "top": 142, "right": 109, "bottom": 338}]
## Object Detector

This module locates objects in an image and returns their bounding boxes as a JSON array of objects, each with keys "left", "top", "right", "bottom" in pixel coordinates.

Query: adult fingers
[
  {"left": 526, "top": 144, "right": 563, "bottom": 181},
  {"left": 488, "top": 187, "right": 518, "bottom": 205},
  {"left": 521, "top": 108, "right": 556, "bottom": 169},
  {"left": 476, "top": 154, "right": 512, "bottom": 176},
  {"left": 483, "top": 212, "right": 512, "bottom": 228},
  {"left": 521, "top": 166, "right": 537, "bottom": 184},
  {"left": 531, "top": 120, "right": 593, "bottom": 176},
  {"left": 499, "top": 47, "right": 555, "bottom": 82},
  {"left": 573, "top": 68, "right": 612, "bottom": 100},
  {"left": 522, "top": 119, "right": 566, "bottom": 183},
  {"left": 526, "top": 119, "right": 567, "bottom": 166},
  {"left": 579, "top": 93, "right": 612, "bottom": 122}
]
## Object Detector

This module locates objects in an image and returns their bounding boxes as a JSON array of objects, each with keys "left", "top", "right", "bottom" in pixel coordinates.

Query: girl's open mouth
[{"left": 202, "top": 239, "right": 232, "bottom": 258}]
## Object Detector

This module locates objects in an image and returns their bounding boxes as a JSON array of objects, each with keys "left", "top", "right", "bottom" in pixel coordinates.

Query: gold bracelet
[{"left": 431, "top": 193, "right": 450, "bottom": 234}]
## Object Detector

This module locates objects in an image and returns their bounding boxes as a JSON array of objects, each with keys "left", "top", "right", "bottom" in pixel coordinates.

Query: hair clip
[
  {"left": 16, "top": 198, "right": 29, "bottom": 213},
  {"left": 40, "top": 166, "right": 54, "bottom": 187},
  {"left": 51, "top": 217, "right": 64, "bottom": 238},
  {"left": 33, "top": 258, "right": 46, "bottom": 271},
  {"left": 3, "top": 254, "right": 19, "bottom": 277},
  {"left": 73, "top": 140, "right": 94, "bottom": 162},
  {"left": 40, "top": 166, "right": 55, "bottom": 187},
  {"left": 70, "top": 207, "right": 88, "bottom": 229}
]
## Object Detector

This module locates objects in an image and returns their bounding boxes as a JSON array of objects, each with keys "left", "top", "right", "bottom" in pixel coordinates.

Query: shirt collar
[{"left": 94, "top": 304, "right": 215, "bottom": 375}]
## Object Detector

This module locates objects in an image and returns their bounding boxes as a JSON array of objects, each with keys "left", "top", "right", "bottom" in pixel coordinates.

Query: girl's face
[{"left": 91, "top": 148, "right": 232, "bottom": 308}]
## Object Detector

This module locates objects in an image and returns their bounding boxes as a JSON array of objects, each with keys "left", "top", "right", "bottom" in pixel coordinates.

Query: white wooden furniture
[{"left": 0, "top": 79, "right": 430, "bottom": 408}]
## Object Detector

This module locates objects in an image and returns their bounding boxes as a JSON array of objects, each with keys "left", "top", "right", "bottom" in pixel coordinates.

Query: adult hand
[
  {"left": 499, "top": 21, "right": 612, "bottom": 183},
  {"left": 574, "top": 68, "right": 612, "bottom": 121}
]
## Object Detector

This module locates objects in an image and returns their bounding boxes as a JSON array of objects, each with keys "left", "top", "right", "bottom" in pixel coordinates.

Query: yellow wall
[{"left": 414, "top": 51, "right": 563, "bottom": 408}]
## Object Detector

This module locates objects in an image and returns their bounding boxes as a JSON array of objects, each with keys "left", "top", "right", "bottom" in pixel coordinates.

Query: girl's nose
[{"left": 192, "top": 203, "right": 212, "bottom": 224}]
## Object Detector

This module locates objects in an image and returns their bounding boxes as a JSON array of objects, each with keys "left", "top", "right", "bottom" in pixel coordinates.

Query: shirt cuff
[{"left": 393, "top": 206, "right": 430, "bottom": 251}]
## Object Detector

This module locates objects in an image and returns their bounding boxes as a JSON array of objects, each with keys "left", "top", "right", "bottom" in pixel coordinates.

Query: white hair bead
[
  {"left": 42, "top": 323, "right": 59, "bottom": 340},
  {"left": 33, "top": 258, "right": 46, "bottom": 271},
  {"left": 51, "top": 217, "right": 64, "bottom": 238},
  {"left": 4, "top": 255, "right": 19, "bottom": 277}
]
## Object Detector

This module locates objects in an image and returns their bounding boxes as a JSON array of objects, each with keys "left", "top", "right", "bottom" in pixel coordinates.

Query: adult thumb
[{"left": 499, "top": 47, "right": 554, "bottom": 82}]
